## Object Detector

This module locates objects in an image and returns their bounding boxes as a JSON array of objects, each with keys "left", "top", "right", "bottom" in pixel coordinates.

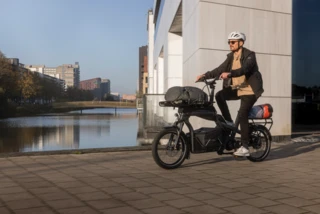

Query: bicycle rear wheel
[{"left": 247, "top": 125, "right": 271, "bottom": 162}]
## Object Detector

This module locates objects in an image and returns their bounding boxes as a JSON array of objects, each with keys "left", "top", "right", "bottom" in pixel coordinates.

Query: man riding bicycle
[{"left": 196, "top": 31, "right": 264, "bottom": 157}]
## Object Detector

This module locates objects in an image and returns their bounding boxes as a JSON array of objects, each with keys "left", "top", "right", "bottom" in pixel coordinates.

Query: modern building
[
  {"left": 79, "top": 78, "right": 101, "bottom": 90},
  {"left": 8, "top": 58, "right": 29, "bottom": 73},
  {"left": 79, "top": 77, "right": 111, "bottom": 100},
  {"left": 292, "top": 0, "right": 320, "bottom": 127},
  {"left": 110, "top": 92, "right": 120, "bottom": 101},
  {"left": 142, "top": 55, "right": 148, "bottom": 94},
  {"left": 79, "top": 78, "right": 101, "bottom": 99},
  {"left": 101, "top": 79, "right": 111, "bottom": 99},
  {"left": 147, "top": 9, "right": 155, "bottom": 94},
  {"left": 24, "top": 62, "right": 80, "bottom": 88},
  {"left": 36, "top": 73, "right": 66, "bottom": 93},
  {"left": 10, "top": 59, "right": 65, "bottom": 92},
  {"left": 122, "top": 94, "right": 136, "bottom": 102},
  {"left": 56, "top": 62, "right": 80, "bottom": 88},
  {"left": 147, "top": 0, "right": 295, "bottom": 141},
  {"left": 139, "top": 45, "right": 148, "bottom": 95},
  {"left": 44, "top": 67, "right": 59, "bottom": 78},
  {"left": 24, "top": 64, "right": 45, "bottom": 73},
  {"left": 25, "top": 65, "right": 62, "bottom": 82}
]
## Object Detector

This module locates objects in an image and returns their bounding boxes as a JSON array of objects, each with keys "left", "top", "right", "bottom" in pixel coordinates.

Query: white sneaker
[{"left": 233, "top": 146, "right": 250, "bottom": 157}]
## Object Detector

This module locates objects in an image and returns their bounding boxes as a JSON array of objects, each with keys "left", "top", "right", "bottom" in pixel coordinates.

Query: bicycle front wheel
[{"left": 152, "top": 128, "right": 189, "bottom": 169}]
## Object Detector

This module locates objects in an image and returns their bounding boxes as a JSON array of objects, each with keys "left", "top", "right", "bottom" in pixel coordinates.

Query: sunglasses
[{"left": 228, "top": 41, "right": 238, "bottom": 45}]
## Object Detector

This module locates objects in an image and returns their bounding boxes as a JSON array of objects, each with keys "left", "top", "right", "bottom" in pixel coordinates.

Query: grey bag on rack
[{"left": 164, "top": 86, "right": 208, "bottom": 104}]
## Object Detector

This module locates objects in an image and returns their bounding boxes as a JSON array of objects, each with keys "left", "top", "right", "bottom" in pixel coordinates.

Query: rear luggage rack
[{"left": 249, "top": 118, "right": 273, "bottom": 131}]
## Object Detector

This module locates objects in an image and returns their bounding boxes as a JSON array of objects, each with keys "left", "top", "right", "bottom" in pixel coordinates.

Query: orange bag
[{"left": 248, "top": 104, "right": 273, "bottom": 119}]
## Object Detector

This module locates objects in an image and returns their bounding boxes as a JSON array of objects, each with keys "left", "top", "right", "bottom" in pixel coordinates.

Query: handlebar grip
[{"left": 195, "top": 76, "right": 205, "bottom": 83}]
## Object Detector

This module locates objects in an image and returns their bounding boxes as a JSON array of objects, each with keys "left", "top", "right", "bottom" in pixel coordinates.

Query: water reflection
[{"left": 0, "top": 108, "right": 140, "bottom": 153}]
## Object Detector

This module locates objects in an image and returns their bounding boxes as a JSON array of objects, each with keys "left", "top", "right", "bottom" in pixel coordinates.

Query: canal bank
[{"left": 1, "top": 100, "right": 136, "bottom": 119}]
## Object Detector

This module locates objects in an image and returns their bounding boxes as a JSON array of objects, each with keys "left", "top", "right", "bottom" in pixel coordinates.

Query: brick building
[{"left": 80, "top": 77, "right": 111, "bottom": 100}]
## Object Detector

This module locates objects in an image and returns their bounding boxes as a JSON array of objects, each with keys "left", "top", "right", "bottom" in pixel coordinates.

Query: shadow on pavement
[
  {"left": 181, "top": 134, "right": 320, "bottom": 168},
  {"left": 266, "top": 134, "right": 320, "bottom": 161},
  {"left": 181, "top": 156, "right": 236, "bottom": 168}
]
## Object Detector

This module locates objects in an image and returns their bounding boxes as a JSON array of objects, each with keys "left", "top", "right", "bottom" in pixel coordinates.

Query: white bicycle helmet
[{"left": 228, "top": 31, "right": 246, "bottom": 42}]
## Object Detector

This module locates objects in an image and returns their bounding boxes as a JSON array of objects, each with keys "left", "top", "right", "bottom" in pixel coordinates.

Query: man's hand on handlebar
[
  {"left": 195, "top": 74, "right": 223, "bottom": 83},
  {"left": 195, "top": 74, "right": 205, "bottom": 82},
  {"left": 220, "top": 72, "right": 230, "bottom": 79}
]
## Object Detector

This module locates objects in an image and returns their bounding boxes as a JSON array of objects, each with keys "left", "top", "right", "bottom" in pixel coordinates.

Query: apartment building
[
  {"left": 101, "top": 79, "right": 111, "bottom": 99},
  {"left": 80, "top": 78, "right": 111, "bottom": 100},
  {"left": 25, "top": 62, "right": 80, "bottom": 88},
  {"left": 56, "top": 62, "right": 80, "bottom": 88},
  {"left": 143, "top": 56, "right": 148, "bottom": 94},
  {"left": 139, "top": 46, "right": 148, "bottom": 95}
]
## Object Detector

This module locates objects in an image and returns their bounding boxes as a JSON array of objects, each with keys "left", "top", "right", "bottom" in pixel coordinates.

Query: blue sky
[{"left": 0, "top": 0, "right": 154, "bottom": 94}]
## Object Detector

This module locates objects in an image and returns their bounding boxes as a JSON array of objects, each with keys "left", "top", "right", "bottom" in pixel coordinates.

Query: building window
[
  {"left": 292, "top": 0, "right": 320, "bottom": 127},
  {"left": 145, "top": 77, "right": 148, "bottom": 83}
]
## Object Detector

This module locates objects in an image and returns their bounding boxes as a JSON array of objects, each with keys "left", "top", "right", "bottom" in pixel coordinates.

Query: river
[{"left": 0, "top": 108, "right": 143, "bottom": 153}]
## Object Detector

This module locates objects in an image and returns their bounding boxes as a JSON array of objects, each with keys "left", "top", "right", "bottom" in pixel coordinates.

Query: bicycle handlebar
[
  {"left": 196, "top": 76, "right": 248, "bottom": 90},
  {"left": 195, "top": 76, "right": 220, "bottom": 85}
]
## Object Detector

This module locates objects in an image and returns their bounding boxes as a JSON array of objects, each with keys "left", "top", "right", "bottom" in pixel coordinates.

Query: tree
[
  {"left": 19, "top": 71, "right": 37, "bottom": 100},
  {"left": 0, "top": 51, "right": 18, "bottom": 97},
  {"left": 0, "top": 51, "right": 19, "bottom": 117},
  {"left": 65, "top": 87, "right": 94, "bottom": 101}
]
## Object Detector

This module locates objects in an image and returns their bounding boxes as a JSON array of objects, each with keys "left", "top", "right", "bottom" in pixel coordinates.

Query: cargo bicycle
[{"left": 152, "top": 76, "right": 273, "bottom": 169}]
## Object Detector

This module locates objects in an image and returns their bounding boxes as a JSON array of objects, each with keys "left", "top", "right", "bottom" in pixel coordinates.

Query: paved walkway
[{"left": 1, "top": 135, "right": 320, "bottom": 214}]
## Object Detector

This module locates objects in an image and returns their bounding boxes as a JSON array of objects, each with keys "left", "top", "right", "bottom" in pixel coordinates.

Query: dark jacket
[{"left": 204, "top": 47, "right": 264, "bottom": 98}]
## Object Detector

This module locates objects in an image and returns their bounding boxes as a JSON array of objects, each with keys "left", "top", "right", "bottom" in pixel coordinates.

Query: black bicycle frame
[
  {"left": 172, "top": 108, "right": 242, "bottom": 153},
  {"left": 168, "top": 77, "right": 243, "bottom": 153}
]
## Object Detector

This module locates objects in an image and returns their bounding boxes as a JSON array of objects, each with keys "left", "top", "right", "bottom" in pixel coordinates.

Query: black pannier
[
  {"left": 186, "top": 128, "right": 222, "bottom": 153},
  {"left": 164, "top": 86, "right": 208, "bottom": 104}
]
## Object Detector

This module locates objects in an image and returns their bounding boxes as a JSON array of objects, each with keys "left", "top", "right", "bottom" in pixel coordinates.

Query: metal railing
[
  {"left": 142, "top": 94, "right": 178, "bottom": 128},
  {"left": 136, "top": 98, "right": 143, "bottom": 110},
  {"left": 53, "top": 101, "right": 136, "bottom": 109}
]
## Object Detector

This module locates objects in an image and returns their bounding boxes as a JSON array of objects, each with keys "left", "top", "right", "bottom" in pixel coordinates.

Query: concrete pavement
[{"left": 1, "top": 135, "right": 320, "bottom": 214}]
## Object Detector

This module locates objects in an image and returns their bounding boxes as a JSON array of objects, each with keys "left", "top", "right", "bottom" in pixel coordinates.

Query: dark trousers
[{"left": 215, "top": 87, "right": 257, "bottom": 148}]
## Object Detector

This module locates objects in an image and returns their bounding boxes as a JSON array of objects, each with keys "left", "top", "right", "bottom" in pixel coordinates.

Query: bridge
[{"left": 52, "top": 101, "right": 137, "bottom": 113}]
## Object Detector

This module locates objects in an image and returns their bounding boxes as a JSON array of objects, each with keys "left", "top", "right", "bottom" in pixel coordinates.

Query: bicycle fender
[{"left": 163, "top": 125, "right": 179, "bottom": 130}]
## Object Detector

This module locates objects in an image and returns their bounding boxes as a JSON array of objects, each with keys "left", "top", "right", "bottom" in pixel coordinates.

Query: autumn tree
[
  {"left": 0, "top": 51, "right": 19, "bottom": 117},
  {"left": 19, "top": 71, "right": 38, "bottom": 100},
  {"left": 0, "top": 51, "right": 18, "bottom": 98}
]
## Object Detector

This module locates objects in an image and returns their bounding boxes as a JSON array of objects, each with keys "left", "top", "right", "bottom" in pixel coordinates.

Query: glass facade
[
  {"left": 154, "top": 0, "right": 165, "bottom": 41},
  {"left": 292, "top": 0, "right": 320, "bottom": 126}
]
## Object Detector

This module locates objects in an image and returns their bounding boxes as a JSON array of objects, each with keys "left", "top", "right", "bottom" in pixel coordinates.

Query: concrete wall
[
  {"left": 152, "top": 0, "right": 183, "bottom": 122},
  {"left": 151, "top": 0, "right": 292, "bottom": 137},
  {"left": 148, "top": 10, "right": 155, "bottom": 94}
]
